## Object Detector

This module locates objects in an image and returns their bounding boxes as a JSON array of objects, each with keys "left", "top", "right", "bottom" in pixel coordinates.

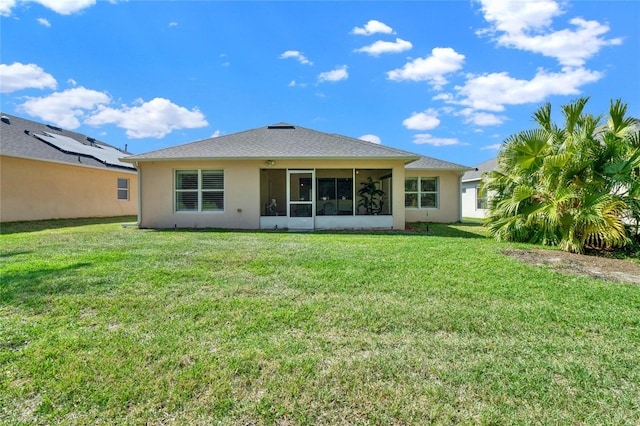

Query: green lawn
[{"left": 1, "top": 218, "right": 639, "bottom": 425}]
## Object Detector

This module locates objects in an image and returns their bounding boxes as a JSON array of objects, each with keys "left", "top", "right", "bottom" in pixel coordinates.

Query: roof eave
[
  {"left": 461, "top": 177, "right": 482, "bottom": 182},
  {"left": 408, "top": 166, "right": 475, "bottom": 172},
  {"left": 6, "top": 153, "right": 137, "bottom": 172},
  {"left": 122, "top": 155, "right": 421, "bottom": 163}
]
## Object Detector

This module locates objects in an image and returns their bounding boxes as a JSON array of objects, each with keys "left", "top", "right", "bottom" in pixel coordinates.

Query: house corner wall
[
  {"left": 0, "top": 155, "right": 138, "bottom": 222},
  {"left": 138, "top": 160, "right": 261, "bottom": 229},
  {"left": 404, "top": 170, "right": 463, "bottom": 223}
]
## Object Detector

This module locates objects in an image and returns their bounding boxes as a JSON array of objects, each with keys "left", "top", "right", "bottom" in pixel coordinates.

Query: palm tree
[{"left": 483, "top": 98, "right": 640, "bottom": 253}]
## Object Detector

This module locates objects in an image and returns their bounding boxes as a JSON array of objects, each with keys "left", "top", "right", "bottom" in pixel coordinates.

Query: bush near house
[{"left": 483, "top": 98, "right": 640, "bottom": 254}]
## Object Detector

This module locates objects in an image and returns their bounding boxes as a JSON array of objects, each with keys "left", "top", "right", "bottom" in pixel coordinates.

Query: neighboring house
[
  {"left": 123, "top": 122, "right": 471, "bottom": 230},
  {"left": 461, "top": 157, "right": 497, "bottom": 219},
  {"left": 0, "top": 113, "right": 137, "bottom": 222}
]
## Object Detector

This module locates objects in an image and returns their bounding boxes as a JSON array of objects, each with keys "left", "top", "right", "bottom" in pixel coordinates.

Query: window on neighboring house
[
  {"left": 476, "top": 185, "right": 488, "bottom": 209},
  {"left": 175, "top": 170, "right": 224, "bottom": 212},
  {"left": 405, "top": 177, "right": 438, "bottom": 209},
  {"left": 117, "top": 178, "right": 129, "bottom": 200}
]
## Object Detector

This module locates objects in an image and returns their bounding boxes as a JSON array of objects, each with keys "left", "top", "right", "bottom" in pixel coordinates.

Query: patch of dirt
[{"left": 503, "top": 248, "right": 640, "bottom": 285}]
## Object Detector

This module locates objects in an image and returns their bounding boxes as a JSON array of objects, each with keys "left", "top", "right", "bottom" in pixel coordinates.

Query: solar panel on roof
[{"left": 33, "top": 132, "right": 132, "bottom": 169}]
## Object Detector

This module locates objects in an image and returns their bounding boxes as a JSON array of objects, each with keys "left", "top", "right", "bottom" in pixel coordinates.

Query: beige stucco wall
[
  {"left": 0, "top": 155, "right": 138, "bottom": 222},
  {"left": 136, "top": 159, "right": 409, "bottom": 229},
  {"left": 404, "top": 170, "right": 464, "bottom": 223}
]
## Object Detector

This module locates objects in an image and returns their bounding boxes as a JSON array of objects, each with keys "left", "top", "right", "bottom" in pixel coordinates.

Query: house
[
  {"left": 461, "top": 157, "right": 497, "bottom": 219},
  {"left": 0, "top": 113, "right": 137, "bottom": 222},
  {"left": 122, "top": 123, "right": 472, "bottom": 230}
]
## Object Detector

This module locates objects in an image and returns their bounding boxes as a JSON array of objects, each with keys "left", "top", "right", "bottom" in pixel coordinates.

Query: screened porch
[{"left": 259, "top": 168, "right": 393, "bottom": 230}]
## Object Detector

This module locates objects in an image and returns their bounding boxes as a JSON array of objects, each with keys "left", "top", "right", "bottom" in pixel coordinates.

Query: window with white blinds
[{"left": 175, "top": 170, "right": 224, "bottom": 212}]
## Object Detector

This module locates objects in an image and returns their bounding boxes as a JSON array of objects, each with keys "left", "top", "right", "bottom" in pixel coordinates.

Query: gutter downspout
[
  {"left": 136, "top": 162, "right": 142, "bottom": 226},
  {"left": 458, "top": 172, "right": 463, "bottom": 223}
]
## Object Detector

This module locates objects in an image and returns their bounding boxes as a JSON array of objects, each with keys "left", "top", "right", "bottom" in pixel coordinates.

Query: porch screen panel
[{"left": 316, "top": 175, "right": 353, "bottom": 215}]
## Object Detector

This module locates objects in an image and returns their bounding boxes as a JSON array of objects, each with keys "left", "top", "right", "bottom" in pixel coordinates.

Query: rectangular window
[
  {"left": 405, "top": 177, "right": 438, "bottom": 209},
  {"left": 117, "top": 178, "right": 129, "bottom": 200},
  {"left": 175, "top": 170, "right": 224, "bottom": 212},
  {"left": 476, "top": 185, "right": 487, "bottom": 210}
]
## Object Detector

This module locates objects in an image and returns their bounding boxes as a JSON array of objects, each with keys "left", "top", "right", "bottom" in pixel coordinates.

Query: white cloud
[
  {"left": 0, "top": 0, "right": 17, "bottom": 16},
  {"left": 412, "top": 134, "right": 462, "bottom": 147},
  {"left": 85, "top": 98, "right": 208, "bottom": 139},
  {"left": 359, "top": 134, "right": 381, "bottom": 144},
  {"left": 499, "top": 18, "right": 622, "bottom": 67},
  {"left": 288, "top": 80, "right": 307, "bottom": 88},
  {"left": 211, "top": 130, "right": 221, "bottom": 138},
  {"left": 2, "top": 0, "right": 101, "bottom": 16},
  {"left": 481, "top": 143, "right": 502, "bottom": 150},
  {"left": 468, "top": 112, "right": 504, "bottom": 126},
  {"left": 37, "top": 17, "right": 50, "bottom": 27},
  {"left": 477, "top": 0, "right": 561, "bottom": 35},
  {"left": 355, "top": 38, "right": 412, "bottom": 56},
  {"left": 169, "top": 21, "right": 178, "bottom": 27},
  {"left": 458, "top": 108, "right": 505, "bottom": 126},
  {"left": 0, "top": 62, "right": 57, "bottom": 93},
  {"left": 279, "top": 50, "right": 313, "bottom": 65},
  {"left": 477, "top": 0, "right": 622, "bottom": 66},
  {"left": 432, "top": 93, "right": 453, "bottom": 102},
  {"left": 351, "top": 19, "right": 394, "bottom": 36},
  {"left": 20, "top": 87, "right": 111, "bottom": 129},
  {"left": 30, "top": 0, "right": 96, "bottom": 15},
  {"left": 451, "top": 66, "right": 602, "bottom": 111},
  {"left": 318, "top": 65, "right": 348, "bottom": 83},
  {"left": 402, "top": 109, "right": 440, "bottom": 131},
  {"left": 387, "top": 47, "right": 465, "bottom": 88}
]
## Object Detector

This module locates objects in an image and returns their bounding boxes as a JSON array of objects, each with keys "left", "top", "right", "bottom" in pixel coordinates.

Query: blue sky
[{"left": 1, "top": 0, "right": 638, "bottom": 167}]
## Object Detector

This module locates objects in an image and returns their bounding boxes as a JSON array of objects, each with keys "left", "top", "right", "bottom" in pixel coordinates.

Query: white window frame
[
  {"left": 175, "top": 169, "right": 224, "bottom": 213},
  {"left": 117, "top": 178, "right": 129, "bottom": 201},
  {"left": 476, "top": 185, "right": 487, "bottom": 210},
  {"left": 405, "top": 176, "right": 439, "bottom": 209}
]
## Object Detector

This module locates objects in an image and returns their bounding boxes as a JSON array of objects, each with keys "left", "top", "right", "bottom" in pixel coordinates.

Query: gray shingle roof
[
  {"left": 123, "top": 123, "right": 422, "bottom": 162},
  {"left": 405, "top": 155, "right": 473, "bottom": 171},
  {"left": 462, "top": 157, "right": 497, "bottom": 182},
  {"left": 0, "top": 113, "right": 135, "bottom": 170}
]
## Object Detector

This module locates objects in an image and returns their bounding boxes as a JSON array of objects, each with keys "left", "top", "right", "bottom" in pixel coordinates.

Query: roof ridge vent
[
  {"left": 1, "top": 116, "right": 10, "bottom": 124},
  {"left": 267, "top": 123, "right": 295, "bottom": 130}
]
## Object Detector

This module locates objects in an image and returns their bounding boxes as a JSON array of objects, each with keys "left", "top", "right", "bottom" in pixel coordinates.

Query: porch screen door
[{"left": 287, "top": 170, "right": 314, "bottom": 229}]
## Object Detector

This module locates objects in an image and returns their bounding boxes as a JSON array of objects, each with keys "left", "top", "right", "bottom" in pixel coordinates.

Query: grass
[{"left": 1, "top": 217, "right": 639, "bottom": 425}]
